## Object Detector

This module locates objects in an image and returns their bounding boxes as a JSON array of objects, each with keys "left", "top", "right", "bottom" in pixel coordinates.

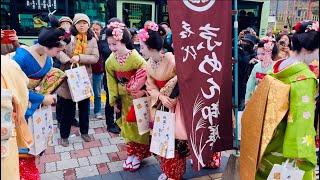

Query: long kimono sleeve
[
  {"left": 245, "top": 65, "right": 257, "bottom": 103},
  {"left": 106, "top": 58, "right": 118, "bottom": 107},
  {"left": 283, "top": 78, "right": 317, "bottom": 171},
  {"left": 146, "top": 73, "right": 161, "bottom": 101},
  {"left": 25, "top": 91, "right": 45, "bottom": 120},
  {"left": 12, "top": 52, "right": 45, "bottom": 120}
]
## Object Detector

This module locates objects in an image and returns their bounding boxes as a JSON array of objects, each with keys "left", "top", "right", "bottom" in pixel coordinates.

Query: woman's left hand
[{"left": 131, "top": 90, "right": 145, "bottom": 99}]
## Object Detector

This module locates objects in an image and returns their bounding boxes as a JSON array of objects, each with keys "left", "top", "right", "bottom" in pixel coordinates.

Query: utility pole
[
  {"left": 292, "top": 0, "right": 296, "bottom": 25},
  {"left": 274, "top": 0, "right": 279, "bottom": 31},
  {"left": 307, "top": 0, "right": 312, "bottom": 20}
]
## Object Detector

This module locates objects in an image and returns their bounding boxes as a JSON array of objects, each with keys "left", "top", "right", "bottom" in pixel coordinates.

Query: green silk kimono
[
  {"left": 105, "top": 50, "right": 149, "bottom": 145},
  {"left": 257, "top": 61, "right": 317, "bottom": 179},
  {"left": 240, "top": 60, "right": 317, "bottom": 180}
]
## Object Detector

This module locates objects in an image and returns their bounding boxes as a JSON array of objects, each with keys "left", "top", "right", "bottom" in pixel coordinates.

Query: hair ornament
[
  {"left": 260, "top": 36, "right": 275, "bottom": 52},
  {"left": 107, "top": 22, "right": 126, "bottom": 41},
  {"left": 138, "top": 22, "right": 159, "bottom": 42}
]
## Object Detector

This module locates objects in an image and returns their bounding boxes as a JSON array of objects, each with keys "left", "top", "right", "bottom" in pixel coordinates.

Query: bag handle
[{"left": 70, "top": 63, "right": 80, "bottom": 69}]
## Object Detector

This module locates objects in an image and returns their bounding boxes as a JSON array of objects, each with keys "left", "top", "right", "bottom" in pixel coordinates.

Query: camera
[{"left": 279, "top": 40, "right": 285, "bottom": 46}]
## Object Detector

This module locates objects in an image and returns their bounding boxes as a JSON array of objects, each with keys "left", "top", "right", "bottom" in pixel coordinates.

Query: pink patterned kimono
[{"left": 146, "top": 52, "right": 189, "bottom": 179}]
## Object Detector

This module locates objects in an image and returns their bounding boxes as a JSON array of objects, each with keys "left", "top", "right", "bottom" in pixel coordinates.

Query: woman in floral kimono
[
  {"left": 12, "top": 14, "right": 70, "bottom": 180},
  {"left": 245, "top": 37, "right": 278, "bottom": 103},
  {"left": 240, "top": 20, "right": 319, "bottom": 180},
  {"left": 105, "top": 22, "right": 150, "bottom": 172},
  {"left": 139, "top": 22, "right": 189, "bottom": 180}
]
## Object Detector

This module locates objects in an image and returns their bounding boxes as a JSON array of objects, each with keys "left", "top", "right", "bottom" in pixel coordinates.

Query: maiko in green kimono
[
  {"left": 240, "top": 20, "right": 319, "bottom": 180},
  {"left": 105, "top": 22, "right": 150, "bottom": 172}
]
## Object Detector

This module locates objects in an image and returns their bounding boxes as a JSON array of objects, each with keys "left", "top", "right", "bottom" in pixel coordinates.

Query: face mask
[{"left": 241, "top": 44, "right": 252, "bottom": 52}]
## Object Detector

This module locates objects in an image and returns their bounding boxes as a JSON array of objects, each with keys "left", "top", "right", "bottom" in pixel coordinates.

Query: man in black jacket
[{"left": 99, "top": 17, "right": 122, "bottom": 134}]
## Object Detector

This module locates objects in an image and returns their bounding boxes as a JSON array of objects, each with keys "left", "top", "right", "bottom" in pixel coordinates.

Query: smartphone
[{"left": 1, "top": 30, "right": 15, "bottom": 44}]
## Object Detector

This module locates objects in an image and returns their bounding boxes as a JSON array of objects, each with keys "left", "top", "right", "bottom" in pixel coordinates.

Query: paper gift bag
[
  {"left": 133, "top": 97, "right": 151, "bottom": 135},
  {"left": 65, "top": 63, "right": 93, "bottom": 102},
  {"left": 150, "top": 109, "right": 175, "bottom": 158},
  {"left": 28, "top": 105, "right": 54, "bottom": 156},
  {"left": 267, "top": 159, "right": 305, "bottom": 180}
]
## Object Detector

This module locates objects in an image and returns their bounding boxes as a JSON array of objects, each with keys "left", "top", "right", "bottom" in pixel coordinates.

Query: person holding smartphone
[
  {"left": 274, "top": 33, "right": 292, "bottom": 61},
  {"left": 1, "top": 29, "right": 20, "bottom": 55}
]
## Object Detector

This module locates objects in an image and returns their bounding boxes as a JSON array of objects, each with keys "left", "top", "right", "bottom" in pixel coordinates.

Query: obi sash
[{"left": 115, "top": 70, "right": 137, "bottom": 85}]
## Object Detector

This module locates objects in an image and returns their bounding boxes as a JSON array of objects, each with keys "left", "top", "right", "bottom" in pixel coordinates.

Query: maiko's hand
[
  {"left": 114, "top": 104, "right": 120, "bottom": 113},
  {"left": 131, "top": 90, "right": 145, "bottom": 99}
]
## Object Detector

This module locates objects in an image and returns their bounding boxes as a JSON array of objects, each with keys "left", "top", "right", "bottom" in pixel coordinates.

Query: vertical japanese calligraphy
[{"left": 168, "top": 0, "right": 233, "bottom": 171}]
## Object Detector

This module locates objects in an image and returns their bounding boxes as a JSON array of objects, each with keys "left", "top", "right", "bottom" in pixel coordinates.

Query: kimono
[
  {"left": 106, "top": 49, "right": 150, "bottom": 160},
  {"left": 13, "top": 46, "right": 52, "bottom": 120},
  {"left": 146, "top": 52, "right": 189, "bottom": 179},
  {"left": 240, "top": 59, "right": 317, "bottom": 180},
  {"left": 12, "top": 45, "right": 53, "bottom": 180},
  {"left": 1, "top": 56, "right": 31, "bottom": 180},
  {"left": 245, "top": 61, "right": 273, "bottom": 103}
]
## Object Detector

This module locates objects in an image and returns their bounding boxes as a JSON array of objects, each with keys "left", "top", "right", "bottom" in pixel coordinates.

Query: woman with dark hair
[
  {"left": 56, "top": 13, "right": 99, "bottom": 147},
  {"left": 105, "top": 22, "right": 150, "bottom": 172},
  {"left": 274, "top": 33, "right": 292, "bottom": 61},
  {"left": 129, "top": 28, "right": 141, "bottom": 53},
  {"left": 139, "top": 22, "right": 188, "bottom": 180},
  {"left": 240, "top": 21, "right": 319, "bottom": 179},
  {"left": 245, "top": 37, "right": 278, "bottom": 103},
  {"left": 11, "top": 13, "right": 71, "bottom": 180}
]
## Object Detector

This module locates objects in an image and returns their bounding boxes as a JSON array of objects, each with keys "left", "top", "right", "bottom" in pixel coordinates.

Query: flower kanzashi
[
  {"left": 138, "top": 22, "right": 159, "bottom": 42},
  {"left": 107, "top": 22, "right": 125, "bottom": 41},
  {"left": 260, "top": 36, "right": 275, "bottom": 52},
  {"left": 138, "top": 29, "right": 149, "bottom": 42},
  {"left": 305, "top": 21, "right": 319, "bottom": 32}
]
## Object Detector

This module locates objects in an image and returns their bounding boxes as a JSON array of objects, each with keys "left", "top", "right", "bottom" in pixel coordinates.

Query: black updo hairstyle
[
  {"left": 257, "top": 41, "right": 278, "bottom": 59},
  {"left": 37, "top": 13, "right": 71, "bottom": 48},
  {"left": 292, "top": 21, "right": 319, "bottom": 53},
  {"left": 275, "top": 33, "right": 292, "bottom": 50},
  {"left": 144, "top": 25, "right": 166, "bottom": 51},
  {"left": 105, "top": 26, "right": 134, "bottom": 50}
]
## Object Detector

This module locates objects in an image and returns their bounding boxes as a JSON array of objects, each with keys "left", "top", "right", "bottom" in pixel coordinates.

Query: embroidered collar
[{"left": 114, "top": 50, "right": 133, "bottom": 66}]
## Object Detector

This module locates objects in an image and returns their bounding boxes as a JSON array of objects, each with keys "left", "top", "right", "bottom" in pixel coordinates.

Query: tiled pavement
[{"left": 38, "top": 95, "right": 231, "bottom": 180}]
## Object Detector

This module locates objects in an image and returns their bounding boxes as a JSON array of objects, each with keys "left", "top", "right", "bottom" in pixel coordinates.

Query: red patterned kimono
[{"left": 19, "top": 157, "right": 40, "bottom": 180}]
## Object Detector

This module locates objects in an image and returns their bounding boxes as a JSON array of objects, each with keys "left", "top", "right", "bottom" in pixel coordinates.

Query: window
[
  {"left": 122, "top": 3, "right": 152, "bottom": 29},
  {"left": 73, "top": 0, "right": 106, "bottom": 26},
  {"left": 1, "top": 1, "right": 11, "bottom": 29}
]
